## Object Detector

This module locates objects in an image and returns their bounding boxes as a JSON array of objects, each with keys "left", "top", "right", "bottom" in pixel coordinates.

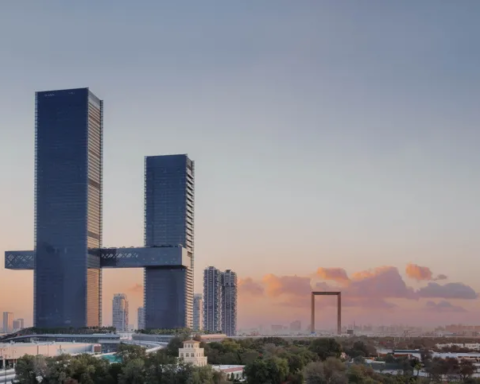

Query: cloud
[
  {"left": 128, "top": 284, "right": 143, "bottom": 294},
  {"left": 349, "top": 266, "right": 417, "bottom": 299},
  {"left": 406, "top": 264, "right": 433, "bottom": 281},
  {"left": 424, "top": 301, "right": 467, "bottom": 313},
  {"left": 238, "top": 277, "right": 264, "bottom": 296},
  {"left": 417, "top": 282, "right": 478, "bottom": 300},
  {"left": 262, "top": 274, "right": 311, "bottom": 298},
  {"left": 405, "top": 263, "right": 448, "bottom": 282},
  {"left": 316, "top": 268, "right": 350, "bottom": 285}
]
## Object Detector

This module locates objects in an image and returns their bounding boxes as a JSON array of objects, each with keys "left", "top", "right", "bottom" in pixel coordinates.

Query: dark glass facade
[
  {"left": 34, "top": 88, "right": 102, "bottom": 328},
  {"left": 144, "top": 155, "right": 194, "bottom": 329}
]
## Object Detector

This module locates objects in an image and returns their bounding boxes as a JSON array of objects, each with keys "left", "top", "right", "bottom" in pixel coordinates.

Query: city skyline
[{"left": 1, "top": 1, "right": 480, "bottom": 329}]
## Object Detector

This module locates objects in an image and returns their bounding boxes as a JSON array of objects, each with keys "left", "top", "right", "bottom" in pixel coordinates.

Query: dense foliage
[
  {"left": 14, "top": 344, "right": 228, "bottom": 384},
  {"left": 13, "top": 336, "right": 480, "bottom": 383}
]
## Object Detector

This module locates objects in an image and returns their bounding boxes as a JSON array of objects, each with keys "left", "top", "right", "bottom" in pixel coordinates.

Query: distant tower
[
  {"left": 221, "top": 270, "right": 237, "bottom": 336},
  {"left": 203, "top": 267, "right": 222, "bottom": 333},
  {"left": 137, "top": 307, "right": 145, "bottom": 330},
  {"left": 112, "top": 294, "right": 129, "bottom": 332},
  {"left": 193, "top": 294, "right": 203, "bottom": 331},
  {"left": 2, "top": 312, "right": 14, "bottom": 333}
]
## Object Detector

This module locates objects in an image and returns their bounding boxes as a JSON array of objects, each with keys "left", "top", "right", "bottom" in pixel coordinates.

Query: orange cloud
[
  {"left": 238, "top": 277, "right": 264, "bottom": 296},
  {"left": 406, "top": 263, "right": 433, "bottom": 281},
  {"left": 406, "top": 263, "right": 448, "bottom": 282},
  {"left": 316, "top": 268, "right": 350, "bottom": 285},
  {"left": 262, "top": 274, "right": 311, "bottom": 298}
]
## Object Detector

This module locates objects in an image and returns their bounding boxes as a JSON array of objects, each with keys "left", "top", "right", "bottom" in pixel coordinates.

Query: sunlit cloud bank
[{"left": 238, "top": 264, "right": 479, "bottom": 328}]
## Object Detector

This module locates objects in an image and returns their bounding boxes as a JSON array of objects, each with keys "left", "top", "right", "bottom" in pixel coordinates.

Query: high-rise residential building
[
  {"left": 3, "top": 312, "right": 14, "bottom": 333},
  {"left": 112, "top": 294, "right": 129, "bottom": 332},
  {"left": 12, "top": 319, "right": 24, "bottom": 331},
  {"left": 203, "top": 267, "right": 222, "bottom": 333},
  {"left": 144, "top": 155, "right": 194, "bottom": 330},
  {"left": 34, "top": 88, "right": 103, "bottom": 328},
  {"left": 137, "top": 307, "right": 145, "bottom": 330},
  {"left": 193, "top": 294, "right": 203, "bottom": 331},
  {"left": 203, "top": 267, "right": 238, "bottom": 335},
  {"left": 221, "top": 270, "right": 237, "bottom": 336}
]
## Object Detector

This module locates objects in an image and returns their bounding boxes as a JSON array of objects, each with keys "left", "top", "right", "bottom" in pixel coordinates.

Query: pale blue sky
[{"left": 1, "top": 1, "right": 480, "bottom": 324}]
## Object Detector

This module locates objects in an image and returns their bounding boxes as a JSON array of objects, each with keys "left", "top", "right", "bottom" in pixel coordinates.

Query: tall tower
[
  {"left": 112, "top": 294, "right": 129, "bottom": 332},
  {"left": 3, "top": 312, "right": 14, "bottom": 333},
  {"left": 222, "top": 270, "right": 237, "bottom": 336},
  {"left": 144, "top": 155, "right": 194, "bottom": 329},
  {"left": 137, "top": 307, "right": 145, "bottom": 330},
  {"left": 35, "top": 88, "right": 102, "bottom": 328},
  {"left": 203, "top": 267, "right": 222, "bottom": 333},
  {"left": 193, "top": 294, "right": 203, "bottom": 331}
]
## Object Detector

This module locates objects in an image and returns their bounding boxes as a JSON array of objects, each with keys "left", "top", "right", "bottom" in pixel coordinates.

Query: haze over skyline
[{"left": 1, "top": 1, "right": 479, "bottom": 329}]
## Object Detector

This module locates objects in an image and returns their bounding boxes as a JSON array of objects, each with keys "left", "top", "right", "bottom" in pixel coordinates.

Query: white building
[
  {"left": 112, "top": 294, "right": 129, "bottom": 332},
  {"left": 178, "top": 340, "right": 207, "bottom": 367},
  {"left": 193, "top": 294, "right": 203, "bottom": 331}
]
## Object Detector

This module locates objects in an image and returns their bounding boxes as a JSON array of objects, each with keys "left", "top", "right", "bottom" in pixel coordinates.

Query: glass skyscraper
[
  {"left": 144, "top": 155, "right": 194, "bottom": 329},
  {"left": 35, "top": 88, "right": 103, "bottom": 328}
]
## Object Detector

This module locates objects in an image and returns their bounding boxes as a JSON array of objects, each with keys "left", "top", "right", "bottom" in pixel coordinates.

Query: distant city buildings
[
  {"left": 137, "top": 307, "right": 145, "bottom": 330},
  {"left": 193, "top": 294, "right": 203, "bottom": 331},
  {"left": 203, "top": 267, "right": 237, "bottom": 336},
  {"left": 112, "top": 294, "right": 129, "bottom": 332},
  {"left": 3, "top": 312, "right": 13, "bottom": 333},
  {"left": 13, "top": 318, "right": 24, "bottom": 331},
  {"left": 290, "top": 320, "right": 302, "bottom": 332}
]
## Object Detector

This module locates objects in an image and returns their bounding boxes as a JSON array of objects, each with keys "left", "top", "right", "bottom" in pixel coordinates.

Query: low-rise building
[{"left": 178, "top": 340, "right": 207, "bottom": 367}]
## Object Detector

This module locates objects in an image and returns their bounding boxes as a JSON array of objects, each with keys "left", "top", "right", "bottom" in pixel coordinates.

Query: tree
[
  {"left": 323, "top": 357, "right": 346, "bottom": 381},
  {"left": 304, "top": 361, "right": 326, "bottom": 384},
  {"left": 118, "top": 359, "right": 145, "bottom": 384},
  {"left": 165, "top": 336, "right": 184, "bottom": 357},
  {"left": 244, "top": 357, "right": 289, "bottom": 384},
  {"left": 309, "top": 339, "right": 342, "bottom": 361},
  {"left": 459, "top": 359, "right": 476, "bottom": 381},
  {"left": 15, "top": 355, "right": 38, "bottom": 384},
  {"left": 116, "top": 344, "right": 147, "bottom": 364}
]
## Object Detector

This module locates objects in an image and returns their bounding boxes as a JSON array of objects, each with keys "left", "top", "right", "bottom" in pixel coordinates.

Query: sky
[{"left": 0, "top": 1, "right": 479, "bottom": 330}]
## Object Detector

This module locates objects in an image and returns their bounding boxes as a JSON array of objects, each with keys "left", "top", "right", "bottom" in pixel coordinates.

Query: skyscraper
[
  {"left": 35, "top": 88, "right": 103, "bottom": 328},
  {"left": 137, "top": 307, "right": 145, "bottom": 330},
  {"left": 2, "top": 312, "right": 13, "bottom": 333},
  {"left": 144, "top": 155, "right": 194, "bottom": 329},
  {"left": 112, "top": 294, "right": 129, "bottom": 332},
  {"left": 221, "top": 270, "right": 237, "bottom": 336},
  {"left": 193, "top": 294, "right": 203, "bottom": 331},
  {"left": 203, "top": 267, "right": 222, "bottom": 333}
]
